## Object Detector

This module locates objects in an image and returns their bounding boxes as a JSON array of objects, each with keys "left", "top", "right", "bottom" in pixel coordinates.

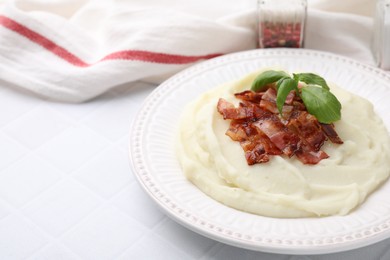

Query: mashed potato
[{"left": 176, "top": 70, "right": 390, "bottom": 218}]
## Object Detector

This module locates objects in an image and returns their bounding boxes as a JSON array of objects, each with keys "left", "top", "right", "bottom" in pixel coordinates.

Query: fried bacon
[
  {"left": 234, "top": 90, "right": 264, "bottom": 103},
  {"left": 217, "top": 99, "right": 266, "bottom": 120},
  {"left": 226, "top": 121, "right": 282, "bottom": 165},
  {"left": 320, "top": 123, "right": 344, "bottom": 144},
  {"left": 287, "top": 111, "right": 327, "bottom": 151},
  {"left": 259, "top": 88, "right": 279, "bottom": 114},
  {"left": 295, "top": 149, "right": 329, "bottom": 165},
  {"left": 252, "top": 119, "right": 300, "bottom": 157},
  {"left": 217, "top": 89, "right": 343, "bottom": 165}
]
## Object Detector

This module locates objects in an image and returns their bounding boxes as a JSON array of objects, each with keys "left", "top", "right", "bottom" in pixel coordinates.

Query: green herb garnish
[
  {"left": 251, "top": 70, "right": 290, "bottom": 92},
  {"left": 250, "top": 70, "right": 341, "bottom": 124}
]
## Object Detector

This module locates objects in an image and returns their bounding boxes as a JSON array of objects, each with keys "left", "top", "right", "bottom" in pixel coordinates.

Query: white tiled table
[{"left": 1, "top": 80, "right": 390, "bottom": 259}]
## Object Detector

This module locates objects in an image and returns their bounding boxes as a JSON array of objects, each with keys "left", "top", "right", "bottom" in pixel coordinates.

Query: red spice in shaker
[{"left": 257, "top": 0, "right": 307, "bottom": 48}]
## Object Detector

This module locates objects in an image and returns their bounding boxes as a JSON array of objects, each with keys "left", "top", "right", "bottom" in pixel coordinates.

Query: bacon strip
[
  {"left": 295, "top": 149, "right": 329, "bottom": 165},
  {"left": 217, "top": 99, "right": 266, "bottom": 120},
  {"left": 217, "top": 88, "right": 343, "bottom": 165},
  {"left": 252, "top": 119, "right": 299, "bottom": 157},
  {"left": 320, "top": 123, "right": 344, "bottom": 144},
  {"left": 287, "top": 111, "right": 326, "bottom": 151},
  {"left": 259, "top": 88, "right": 278, "bottom": 114},
  {"left": 234, "top": 90, "right": 264, "bottom": 103}
]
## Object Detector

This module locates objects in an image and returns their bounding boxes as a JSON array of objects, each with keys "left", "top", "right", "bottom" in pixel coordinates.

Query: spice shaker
[
  {"left": 257, "top": 0, "right": 307, "bottom": 48},
  {"left": 372, "top": 0, "right": 390, "bottom": 70}
]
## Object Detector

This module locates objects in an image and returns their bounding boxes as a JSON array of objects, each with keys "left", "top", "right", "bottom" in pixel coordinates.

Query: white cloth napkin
[{"left": 0, "top": 0, "right": 376, "bottom": 102}]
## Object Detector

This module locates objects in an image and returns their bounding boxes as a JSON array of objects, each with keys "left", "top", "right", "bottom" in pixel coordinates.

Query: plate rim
[{"left": 129, "top": 48, "right": 390, "bottom": 255}]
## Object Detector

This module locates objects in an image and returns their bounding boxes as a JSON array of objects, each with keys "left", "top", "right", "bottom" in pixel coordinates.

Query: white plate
[{"left": 129, "top": 49, "right": 390, "bottom": 255}]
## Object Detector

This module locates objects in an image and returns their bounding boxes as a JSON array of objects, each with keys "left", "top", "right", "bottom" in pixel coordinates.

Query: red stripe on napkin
[
  {"left": 0, "top": 15, "right": 222, "bottom": 66},
  {"left": 102, "top": 51, "right": 221, "bottom": 64},
  {"left": 0, "top": 15, "right": 87, "bottom": 66}
]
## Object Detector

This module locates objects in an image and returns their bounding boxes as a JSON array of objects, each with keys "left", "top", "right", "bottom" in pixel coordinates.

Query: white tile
[
  {"left": 289, "top": 256, "right": 312, "bottom": 260},
  {"left": 112, "top": 182, "right": 165, "bottom": 228},
  {"left": 211, "top": 244, "right": 291, "bottom": 260},
  {"left": 155, "top": 218, "right": 216, "bottom": 259},
  {"left": 116, "top": 136, "right": 130, "bottom": 154},
  {"left": 0, "top": 154, "right": 62, "bottom": 207},
  {"left": 49, "top": 92, "right": 116, "bottom": 121},
  {"left": 118, "top": 231, "right": 190, "bottom": 260},
  {"left": 0, "top": 214, "right": 47, "bottom": 259},
  {"left": 0, "top": 86, "right": 40, "bottom": 127},
  {"left": 0, "top": 200, "right": 10, "bottom": 219},
  {"left": 30, "top": 243, "right": 82, "bottom": 260},
  {"left": 82, "top": 95, "right": 138, "bottom": 142},
  {"left": 199, "top": 243, "right": 225, "bottom": 260},
  {"left": 36, "top": 126, "right": 110, "bottom": 173},
  {"left": 3, "top": 106, "right": 71, "bottom": 149},
  {"left": 0, "top": 132, "right": 27, "bottom": 171},
  {"left": 109, "top": 81, "right": 155, "bottom": 102},
  {"left": 22, "top": 179, "right": 101, "bottom": 236},
  {"left": 73, "top": 147, "right": 134, "bottom": 199},
  {"left": 62, "top": 205, "right": 147, "bottom": 260}
]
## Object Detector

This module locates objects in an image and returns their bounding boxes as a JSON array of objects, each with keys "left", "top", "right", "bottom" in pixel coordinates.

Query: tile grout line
[
  {"left": 0, "top": 104, "right": 78, "bottom": 174},
  {"left": 0, "top": 200, "right": 86, "bottom": 260},
  {"left": 25, "top": 241, "right": 84, "bottom": 260},
  {"left": 109, "top": 229, "right": 155, "bottom": 259},
  {"left": 38, "top": 190, "right": 150, "bottom": 247},
  {"left": 0, "top": 150, "right": 30, "bottom": 176},
  {"left": 45, "top": 197, "right": 156, "bottom": 259},
  {"left": 0, "top": 166, "right": 65, "bottom": 213},
  {"left": 199, "top": 241, "right": 224, "bottom": 260},
  {"left": 1, "top": 98, "right": 129, "bottom": 213},
  {"left": 9, "top": 132, "right": 135, "bottom": 257},
  {"left": 0, "top": 165, "right": 103, "bottom": 259},
  {"left": 78, "top": 108, "right": 135, "bottom": 144},
  {"left": 0, "top": 175, "right": 86, "bottom": 259},
  {"left": 0, "top": 102, "right": 45, "bottom": 129},
  {"left": 0, "top": 87, "right": 150, "bottom": 259},
  {"left": 151, "top": 217, "right": 206, "bottom": 260},
  {"left": 25, "top": 203, "right": 106, "bottom": 260},
  {"left": 0, "top": 87, "right": 154, "bottom": 259},
  {"left": 112, "top": 216, "right": 170, "bottom": 260}
]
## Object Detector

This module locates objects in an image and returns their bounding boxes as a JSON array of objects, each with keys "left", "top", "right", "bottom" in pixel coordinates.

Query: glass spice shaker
[
  {"left": 257, "top": 0, "right": 307, "bottom": 48},
  {"left": 372, "top": 0, "right": 390, "bottom": 70}
]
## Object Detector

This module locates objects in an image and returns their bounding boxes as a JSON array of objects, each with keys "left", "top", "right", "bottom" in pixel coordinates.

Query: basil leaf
[
  {"left": 251, "top": 70, "right": 290, "bottom": 92},
  {"left": 294, "top": 73, "right": 329, "bottom": 90},
  {"left": 301, "top": 85, "right": 342, "bottom": 123},
  {"left": 276, "top": 78, "right": 297, "bottom": 115}
]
